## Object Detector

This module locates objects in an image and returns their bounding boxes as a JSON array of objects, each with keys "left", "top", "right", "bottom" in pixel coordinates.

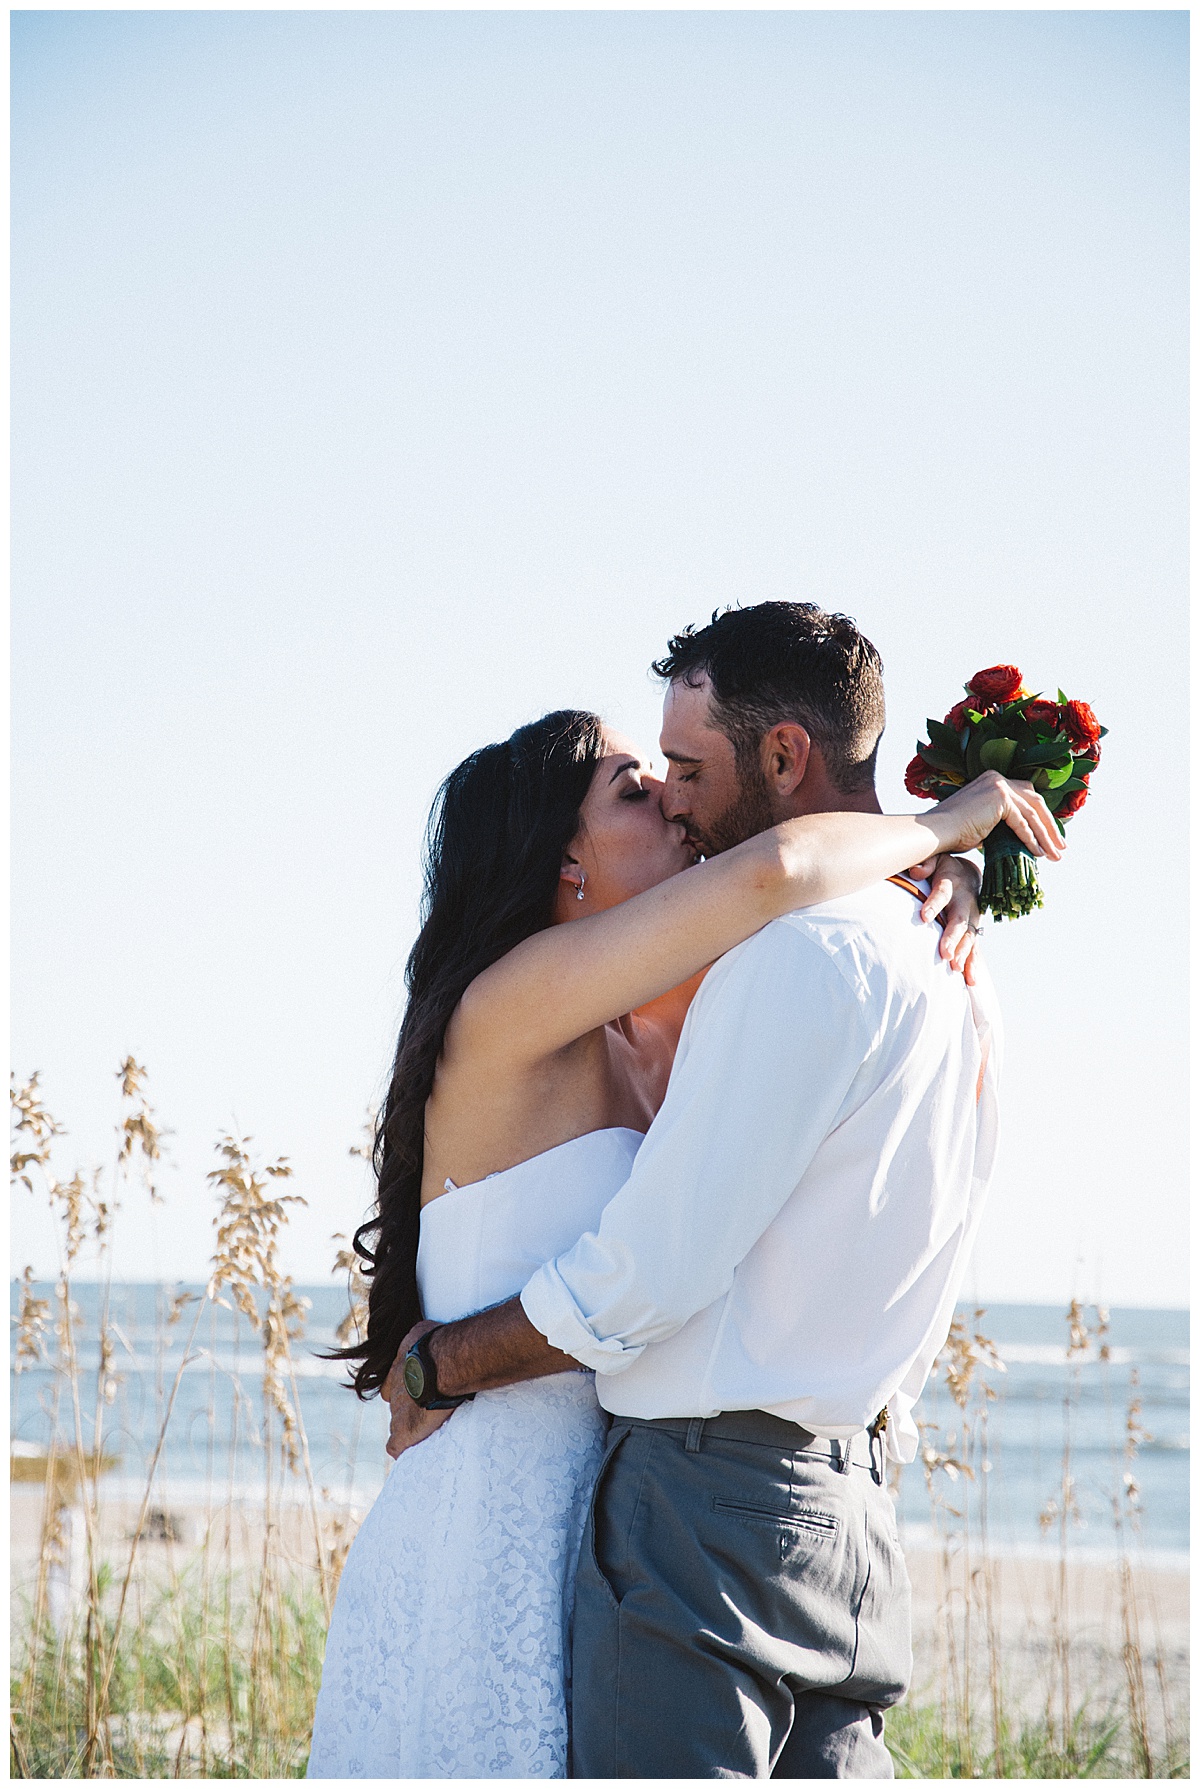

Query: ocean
[{"left": 10, "top": 1285, "right": 1188, "bottom": 1561}]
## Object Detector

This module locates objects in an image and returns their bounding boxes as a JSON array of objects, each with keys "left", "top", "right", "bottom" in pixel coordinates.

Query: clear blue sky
[{"left": 11, "top": 10, "right": 1188, "bottom": 1305}]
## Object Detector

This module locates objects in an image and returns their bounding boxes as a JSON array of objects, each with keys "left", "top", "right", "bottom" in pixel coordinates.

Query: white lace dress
[{"left": 306, "top": 1127, "right": 642, "bottom": 1780}]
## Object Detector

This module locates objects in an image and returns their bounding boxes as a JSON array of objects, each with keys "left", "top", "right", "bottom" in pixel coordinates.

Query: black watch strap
[{"left": 402, "top": 1328, "right": 474, "bottom": 1410}]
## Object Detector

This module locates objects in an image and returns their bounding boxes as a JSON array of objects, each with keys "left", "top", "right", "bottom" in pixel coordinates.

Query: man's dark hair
[{"left": 652, "top": 602, "right": 886, "bottom": 795}]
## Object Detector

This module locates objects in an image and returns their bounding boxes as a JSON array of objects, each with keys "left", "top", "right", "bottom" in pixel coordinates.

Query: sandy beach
[
  {"left": 13, "top": 1482, "right": 1187, "bottom": 1768},
  {"left": 904, "top": 1543, "right": 1187, "bottom": 1751}
]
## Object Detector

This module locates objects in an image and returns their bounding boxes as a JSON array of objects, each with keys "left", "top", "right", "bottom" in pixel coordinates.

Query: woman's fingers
[
  {"left": 921, "top": 874, "right": 955, "bottom": 925},
  {"left": 940, "top": 913, "right": 970, "bottom": 966},
  {"left": 1004, "top": 781, "right": 1065, "bottom": 860},
  {"left": 907, "top": 855, "right": 939, "bottom": 883},
  {"left": 1023, "top": 792, "right": 1065, "bottom": 859}
]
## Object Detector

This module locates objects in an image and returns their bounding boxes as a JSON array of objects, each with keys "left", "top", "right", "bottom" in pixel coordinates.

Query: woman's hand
[
  {"left": 382, "top": 1320, "right": 454, "bottom": 1459},
  {"left": 927, "top": 771, "right": 1064, "bottom": 862},
  {"left": 909, "top": 854, "right": 985, "bottom": 985}
]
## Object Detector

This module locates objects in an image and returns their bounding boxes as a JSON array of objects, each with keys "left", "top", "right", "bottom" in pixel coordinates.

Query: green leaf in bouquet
[
  {"left": 978, "top": 737, "right": 1018, "bottom": 774},
  {"left": 1040, "top": 762, "right": 1075, "bottom": 790},
  {"left": 1044, "top": 778, "right": 1087, "bottom": 810},
  {"left": 919, "top": 746, "right": 968, "bottom": 778},
  {"left": 1017, "top": 738, "right": 1074, "bottom": 770},
  {"left": 925, "top": 719, "right": 967, "bottom": 761},
  {"left": 1072, "top": 757, "right": 1098, "bottom": 776},
  {"left": 965, "top": 721, "right": 997, "bottom": 779},
  {"left": 1098, "top": 725, "right": 1108, "bottom": 738},
  {"left": 1058, "top": 689, "right": 1068, "bottom": 704}
]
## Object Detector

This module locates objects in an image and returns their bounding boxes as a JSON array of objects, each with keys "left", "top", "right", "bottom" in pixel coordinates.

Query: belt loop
[
  {"left": 868, "top": 1408, "right": 888, "bottom": 1486},
  {"left": 685, "top": 1418, "right": 705, "bottom": 1453},
  {"left": 834, "top": 1437, "right": 851, "bottom": 1474}
]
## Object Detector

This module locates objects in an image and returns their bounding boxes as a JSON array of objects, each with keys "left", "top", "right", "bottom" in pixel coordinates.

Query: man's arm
[
  {"left": 520, "top": 923, "right": 874, "bottom": 1369},
  {"left": 384, "top": 1302, "right": 570, "bottom": 1458}
]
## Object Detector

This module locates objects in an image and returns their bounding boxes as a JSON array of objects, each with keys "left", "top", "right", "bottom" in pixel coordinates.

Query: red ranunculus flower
[
  {"left": 904, "top": 754, "right": 936, "bottom": 797},
  {"left": 945, "top": 700, "right": 973, "bottom": 732},
  {"left": 1023, "top": 698, "right": 1060, "bottom": 729},
  {"left": 1061, "top": 699, "right": 1102, "bottom": 752},
  {"left": 1057, "top": 784, "right": 1089, "bottom": 818},
  {"left": 967, "top": 664, "right": 1024, "bottom": 704}
]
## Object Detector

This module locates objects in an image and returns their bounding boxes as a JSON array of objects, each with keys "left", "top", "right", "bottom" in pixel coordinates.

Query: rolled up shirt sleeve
[{"left": 520, "top": 919, "right": 875, "bottom": 1375}]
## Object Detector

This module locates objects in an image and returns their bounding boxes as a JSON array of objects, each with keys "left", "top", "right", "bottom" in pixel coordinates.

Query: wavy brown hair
[{"left": 335, "top": 709, "right": 606, "bottom": 1397}]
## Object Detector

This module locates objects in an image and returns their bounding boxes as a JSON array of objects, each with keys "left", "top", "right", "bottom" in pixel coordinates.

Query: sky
[{"left": 11, "top": 9, "right": 1188, "bottom": 1307}]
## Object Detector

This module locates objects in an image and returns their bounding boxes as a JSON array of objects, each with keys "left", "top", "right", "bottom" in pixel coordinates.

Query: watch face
[{"left": 402, "top": 1352, "right": 426, "bottom": 1402}]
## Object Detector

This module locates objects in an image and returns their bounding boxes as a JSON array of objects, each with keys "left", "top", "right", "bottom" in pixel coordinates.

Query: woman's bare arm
[{"left": 453, "top": 773, "right": 1059, "bottom": 1064}]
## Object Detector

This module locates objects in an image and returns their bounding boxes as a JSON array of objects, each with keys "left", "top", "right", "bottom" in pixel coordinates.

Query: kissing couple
[{"left": 307, "top": 602, "right": 1060, "bottom": 1780}]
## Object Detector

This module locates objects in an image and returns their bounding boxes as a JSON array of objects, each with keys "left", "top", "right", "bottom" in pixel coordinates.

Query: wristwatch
[{"left": 401, "top": 1329, "right": 474, "bottom": 1410}]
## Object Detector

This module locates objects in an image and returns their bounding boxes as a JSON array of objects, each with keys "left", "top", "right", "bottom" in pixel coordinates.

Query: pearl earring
[{"left": 576, "top": 872, "right": 586, "bottom": 902}]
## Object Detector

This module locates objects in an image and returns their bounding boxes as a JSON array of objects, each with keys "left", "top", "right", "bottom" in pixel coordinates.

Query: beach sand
[
  {"left": 904, "top": 1542, "right": 1187, "bottom": 1755},
  {"left": 11, "top": 1486, "right": 1189, "bottom": 1766}
]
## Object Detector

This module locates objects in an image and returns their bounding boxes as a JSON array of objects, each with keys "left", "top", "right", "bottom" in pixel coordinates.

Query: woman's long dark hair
[{"left": 335, "top": 709, "right": 606, "bottom": 1397}]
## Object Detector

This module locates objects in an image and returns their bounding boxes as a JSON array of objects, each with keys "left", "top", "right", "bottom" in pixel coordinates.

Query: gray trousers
[{"left": 570, "top": 1412, "right": 912, "bottom": 1779}]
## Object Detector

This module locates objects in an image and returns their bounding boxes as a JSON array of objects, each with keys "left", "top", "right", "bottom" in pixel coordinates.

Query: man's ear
[{"left": 761, "top": 723, "right": 811, "bottom": 796}]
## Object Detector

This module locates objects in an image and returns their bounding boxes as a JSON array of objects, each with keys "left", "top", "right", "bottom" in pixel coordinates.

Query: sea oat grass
[
  {"left": 886, "top": 1696, "right": 1190, "bottom": 1779},
  {"left": 9, "top": 1066, "right": 1189, "bottom": 1779},
  {"left": 11, "top": 1570, "right": 328, "bottom": 1778}
]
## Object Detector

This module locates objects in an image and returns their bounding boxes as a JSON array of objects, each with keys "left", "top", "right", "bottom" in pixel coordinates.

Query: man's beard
[{"left": 690, "top": 765, "right": 777, "bottom": 858}]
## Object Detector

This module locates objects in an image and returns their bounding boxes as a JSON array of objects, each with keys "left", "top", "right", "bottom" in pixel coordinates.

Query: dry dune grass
[{"left": 8, "top": 1065, "right": 1189, "bottom": 1778}]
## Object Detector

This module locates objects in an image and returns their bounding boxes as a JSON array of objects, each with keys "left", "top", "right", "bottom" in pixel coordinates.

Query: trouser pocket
[{"left": 587, "top": 1424, "right": 639, "bottom": 1610}]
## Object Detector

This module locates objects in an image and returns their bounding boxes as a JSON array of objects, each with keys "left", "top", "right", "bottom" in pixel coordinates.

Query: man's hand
[
  {"left": 380, "top": 1299, "right": 580, "bottom": 1461},
  {"left": 382, "top": 1319, "right": 453, "bottom": 1461}
]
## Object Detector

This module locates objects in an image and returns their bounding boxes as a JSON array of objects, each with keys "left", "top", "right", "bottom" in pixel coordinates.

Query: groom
[{"left": 385, "top": 602, "right": 1001, "bottom": 1778}]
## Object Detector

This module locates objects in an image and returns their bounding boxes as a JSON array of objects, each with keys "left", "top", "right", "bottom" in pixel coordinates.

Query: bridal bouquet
[{"left": 905, "top": 664, "right": 1106, "bottom": 921}]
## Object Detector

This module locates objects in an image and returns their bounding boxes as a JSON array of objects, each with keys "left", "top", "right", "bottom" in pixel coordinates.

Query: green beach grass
[{"left": 9, "top": 1065, "right": 1189, "bottom": 1778}]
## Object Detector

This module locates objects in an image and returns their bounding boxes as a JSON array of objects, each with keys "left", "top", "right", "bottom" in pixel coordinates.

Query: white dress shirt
[{"left": 521, "top": 879, "right": 1002, "bottom": 1463}]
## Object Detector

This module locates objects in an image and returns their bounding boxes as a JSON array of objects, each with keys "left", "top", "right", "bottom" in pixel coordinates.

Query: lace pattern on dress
[{"left": 307, "top": 1372, "right": 606, "bottom": 1779}]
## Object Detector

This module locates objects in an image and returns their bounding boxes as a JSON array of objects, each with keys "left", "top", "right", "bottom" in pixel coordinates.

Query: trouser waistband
[{"left": 622, "top": 1410, "right": 885, "bottom": 1478}]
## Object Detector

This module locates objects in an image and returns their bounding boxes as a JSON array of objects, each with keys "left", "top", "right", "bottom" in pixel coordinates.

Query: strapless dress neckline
[{"left": 430, "top": 1125, "right": 646, "bottom": 1202}]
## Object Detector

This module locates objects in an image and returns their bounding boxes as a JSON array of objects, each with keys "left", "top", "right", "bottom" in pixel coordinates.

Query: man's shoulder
[
  {"left": 696, "top": 903, "right": 881, "bottom": 1014},
  {"left": 779, "top": 883, "right": 933, "bottom": 964},
  {"left": 717, "top": 883, "right": 950, "bottom": 1010}
]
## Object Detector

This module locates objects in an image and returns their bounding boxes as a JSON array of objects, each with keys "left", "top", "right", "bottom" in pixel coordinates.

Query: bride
[{"left": 306, "top": 707, "right": 1052, "bottom": 1778}]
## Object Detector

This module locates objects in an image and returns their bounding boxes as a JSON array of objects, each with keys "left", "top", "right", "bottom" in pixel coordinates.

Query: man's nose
[
  {"left": 643, "top": 771, "right": 673, "bottom": 817},
  {"left": 656, "top": 774, "right": 689, "bottom": 824}
]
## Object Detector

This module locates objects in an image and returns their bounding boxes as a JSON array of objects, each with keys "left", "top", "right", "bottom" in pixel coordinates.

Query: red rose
[
  {"left": 1057, "top": 784, "right": 1089, "bottom": 819},
  {"left": 1023, "top": 698, "right": 1060, "bottom": 730},
  {"left": 1061, "top": 699, "right": 1102, "bottom": 752},
  {"left": 967, "top": 664, "right": 1024, "bottom": 704},
  {"left": 945, "top": 700, "right": 974, "bottom": 733},
  {"left": 904, "top": 754, "right": 936, "bottom": 798}
]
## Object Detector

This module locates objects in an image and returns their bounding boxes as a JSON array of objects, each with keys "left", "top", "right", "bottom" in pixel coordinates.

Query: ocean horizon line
[{"left": 10, "top": 1276, "right": 1191, "bottom": 1317}]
